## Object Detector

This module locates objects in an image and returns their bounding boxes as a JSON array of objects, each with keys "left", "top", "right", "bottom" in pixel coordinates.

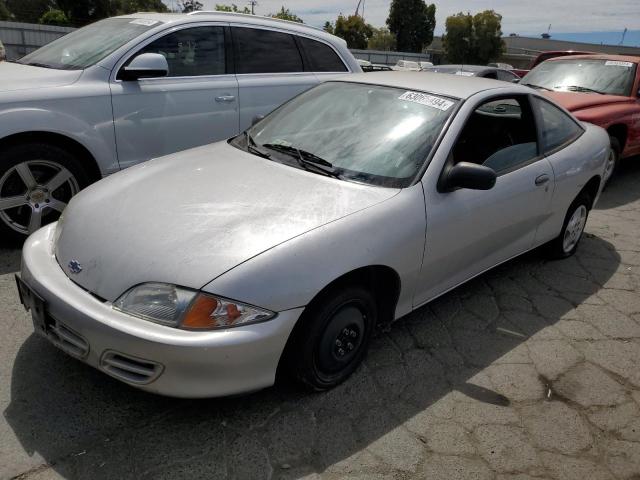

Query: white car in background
[
  {"left": 392, "top": 60, "right": 421, "bottom": 71},
  {"left": 0, "top": 12, "right": 360, "bottom": 239}
]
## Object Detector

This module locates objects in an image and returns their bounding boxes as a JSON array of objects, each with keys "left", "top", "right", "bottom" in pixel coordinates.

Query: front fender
[{"left": 202, "top": 186, "right": 426, "bottom": 319}]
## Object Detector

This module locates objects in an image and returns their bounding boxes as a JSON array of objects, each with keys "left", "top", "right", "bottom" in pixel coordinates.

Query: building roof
[{"left": 333, "top": 71, "right": 521, "bottom": 99}]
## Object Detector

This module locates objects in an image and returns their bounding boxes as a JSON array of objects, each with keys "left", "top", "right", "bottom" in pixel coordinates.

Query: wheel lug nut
[
  {"left": 350, "top": 330, "right": 356, "bottom": 337},
  {"left": 342, "top": 328, "right": 349, "bottom": 335},
  {"left": 45, "top": 199, "right": 50, "bottom": 203},
  {"left": 335, "top": 339, "right": 342, "bottom": 347},
  {"left": 347, "top": 342, "right": 354, "bottom": 350},
  {"left": 338, "top": 348, "right": 345, "bottom": 356},
  {"left": 34, "top": 203, "right": 39, "bottom": 208}
]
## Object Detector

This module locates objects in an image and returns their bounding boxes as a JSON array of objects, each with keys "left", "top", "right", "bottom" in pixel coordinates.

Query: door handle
[
  {"left": 535, "top": 174, "right": 550, "bottom": 186},
  {"left": 215, "top": 95, "right": 236, "bottom": 103}
]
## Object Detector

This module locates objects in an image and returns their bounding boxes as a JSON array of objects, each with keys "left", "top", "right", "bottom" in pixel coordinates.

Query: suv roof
[{"left": 118, "top": 12, "right": 347, "bottom": 47}]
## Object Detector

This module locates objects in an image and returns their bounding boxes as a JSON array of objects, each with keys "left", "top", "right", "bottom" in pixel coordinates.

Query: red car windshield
[{"left": 522, "top": 59, "right": 637, "bottom": 97}]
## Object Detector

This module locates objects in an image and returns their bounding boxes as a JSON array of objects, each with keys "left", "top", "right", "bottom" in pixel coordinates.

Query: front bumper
[{"left": 19, "top": 224, "right": 303, "bottom": 398}]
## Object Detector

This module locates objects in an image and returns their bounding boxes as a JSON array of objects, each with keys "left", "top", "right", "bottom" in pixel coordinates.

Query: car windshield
[
  {"left": 234, "top": 82, "right": 458, "bottom": 188},
  {"left": 17, "top": 18, "right": 161, "bottom": 70},
  {"left": 522, "top": 59, "right": 637, "bottom": 96}
]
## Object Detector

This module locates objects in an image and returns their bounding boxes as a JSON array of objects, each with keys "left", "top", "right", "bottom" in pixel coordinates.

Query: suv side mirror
[
  {"left": 511, "top": 78, "right": 520, "bottom": 83},
  {"left": 442, "top": 162, "right": 497, "bottom": 191},
  {"left": 121, "top": 53, "right": 169, "bottom": 81}
]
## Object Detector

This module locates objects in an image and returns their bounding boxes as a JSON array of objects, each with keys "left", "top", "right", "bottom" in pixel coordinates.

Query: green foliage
[
  {"left": 215, "top": 3, "right": 250, "bottom": 13},
  {"left": 323, "top": 21, "right": 334, "bottom": 34},
  {"left": 39, "top": 8, "right": 69, "bottom": 25},
  {"left": 180, "top": 0, "right": 203, "bottom": 13},
  {"left": 443, "top": 10, "right": 505, "bottom": 64},
  {"left": 367, "top": 27, "right": 396, "bottom": 51},
  {"left": 333, "top": 14, "right": 373, "bottom": 50},
  {"left": 270, "top": 6, "right": 302, "bottom": 23},
  {"left": 5, "top": 0, "right": 54, "bottom": 23},
  {"left": 0, "top": 0, "right": 11, "bottom": 20},
  {"left": 387, "top": 0, "right": 435, "bottom": 53},
  {"left": 117, "top": 0, "right": 168, "bottom": 14}
]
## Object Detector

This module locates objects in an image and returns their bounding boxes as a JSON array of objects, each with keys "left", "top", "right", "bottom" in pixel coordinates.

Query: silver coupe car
[{"left": 17, "top": 72, "right": 610, "bottom": 398}]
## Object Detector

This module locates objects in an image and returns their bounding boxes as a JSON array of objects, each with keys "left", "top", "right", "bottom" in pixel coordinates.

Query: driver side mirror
[
  {"left": 120, "top": 53, "right": 169, "bottom": 81},
  {"left": 511, "top": 78, "right": 520, "bottom": 83},
  {"left": 441, "top": 162, "right": 497, "bottom": 191}
]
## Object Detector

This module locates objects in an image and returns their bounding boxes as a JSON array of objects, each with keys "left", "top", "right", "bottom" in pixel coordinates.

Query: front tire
[
  {"left": 546, "top": 193, "right": 591, "bottom": 259},
  {"left": 0, "top": 143, "right": 89, "bottom": 241},
  {"left": 284, "top": 285, "right": 377, "bottom": 391}
]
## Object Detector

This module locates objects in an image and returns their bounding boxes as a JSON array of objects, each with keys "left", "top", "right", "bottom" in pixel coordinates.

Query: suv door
[
  {"left": 415, "top": 95, "right": 555, "bottom": 306},
  {"left": 231, "top": 26, "right": 318, "bottom": 131},
  {"left": 110, "top": 24, "right": 239, "bottom": 169}
]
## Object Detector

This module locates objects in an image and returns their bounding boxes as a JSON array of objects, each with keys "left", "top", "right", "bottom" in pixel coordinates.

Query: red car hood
[{"left": 543, "top": 91, "right": 633, "bottom": 113}]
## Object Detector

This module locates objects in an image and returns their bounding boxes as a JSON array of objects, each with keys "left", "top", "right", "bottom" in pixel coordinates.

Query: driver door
[{"left": 414, "top": 95, "right": 555, "bottom": 306}]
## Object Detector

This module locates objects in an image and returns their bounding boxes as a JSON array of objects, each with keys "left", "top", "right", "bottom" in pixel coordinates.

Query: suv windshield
[
  {"left": 233, "top": 82, "right": 458, "bottom": 188},
  {"left": 522, "top": 58, "right": 637, "bottom": 97},
  {"left": 18, "top": 18, "right": 161, "bottom": 70}
]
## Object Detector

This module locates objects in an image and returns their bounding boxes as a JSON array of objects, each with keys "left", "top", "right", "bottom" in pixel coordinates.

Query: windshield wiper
[
  {"left": 555, "top": 85, "right": 606, "bottom": 95},
  {"left": 244, "top": 131, "right": 271, "bottom": 159},
  {"left": 262, "top": 143, "right": 340, "bottom": 178},
  {"left": 20, "top": 61, "right": 55, "bottom": 69},
  {"left": 522, "top": 83, "right": 552, "bottom": 91}
]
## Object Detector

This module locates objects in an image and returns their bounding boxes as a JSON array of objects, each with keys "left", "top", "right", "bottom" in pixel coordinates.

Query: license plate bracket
[{"left": 15, "top": 275, "right": 48, "bottom": 334}]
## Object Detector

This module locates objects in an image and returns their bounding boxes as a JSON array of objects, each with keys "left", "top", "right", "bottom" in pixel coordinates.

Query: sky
[{"left": 165, "top": 0, "right": 640, "bottom": 46}]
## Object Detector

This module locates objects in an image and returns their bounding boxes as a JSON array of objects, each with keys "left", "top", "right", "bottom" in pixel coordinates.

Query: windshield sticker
[
  {"left": 455, "top": 71, "right": 475, "bottom": 76},
  {"left": 398, "top": 91, "right": 454, "bottom": 111},
  {"left": 605, "top": 60, "right": 633, "bottom": 68},
  {"left": 130, "top": 19, "right": 159, "bottom": 26}
]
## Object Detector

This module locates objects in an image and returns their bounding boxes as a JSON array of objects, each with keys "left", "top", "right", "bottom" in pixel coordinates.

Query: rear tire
[
  {"left": 283, "top": 285, "right": 377, "bottom": 391},
  {"left": 546, "top": 192, "right": 591, "bottom": 259},
  {"left": 0, "top": 143, "right": 90, "bottom": 242}
]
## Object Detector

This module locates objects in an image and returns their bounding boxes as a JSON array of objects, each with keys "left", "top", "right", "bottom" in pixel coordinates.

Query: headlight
[{"left": 113, "top": 283, "right": 275, "bottom": 330}]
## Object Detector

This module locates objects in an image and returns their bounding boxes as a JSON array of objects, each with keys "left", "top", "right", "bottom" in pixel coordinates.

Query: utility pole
[{"left": 248, "top": 0, "right": 258, "bottom": 15}]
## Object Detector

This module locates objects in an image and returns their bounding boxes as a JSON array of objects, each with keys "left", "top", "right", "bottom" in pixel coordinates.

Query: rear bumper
[{"left": 19, "top": 224, "right": 303, "bottom": 398}]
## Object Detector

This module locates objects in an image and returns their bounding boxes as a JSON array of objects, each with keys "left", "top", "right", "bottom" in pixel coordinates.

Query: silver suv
[{"left": 0, "top": 12, "right": 360, "bottom": 239}]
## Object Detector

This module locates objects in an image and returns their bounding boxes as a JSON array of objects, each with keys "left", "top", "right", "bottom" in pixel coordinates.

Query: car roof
[
  {"left": 333, "top": 71, "right": 518, "bottom": 99},
  {"left": 546, "top": 53, "right": 639, "bottom": 64},
  {"left": 116, "top": 11, "right": 346, "bottom": 46},
  {"left": 430, "top": 64, "right": 496, "bottom": 72}
]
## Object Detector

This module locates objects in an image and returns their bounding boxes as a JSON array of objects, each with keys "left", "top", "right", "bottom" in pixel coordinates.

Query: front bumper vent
[
  {"left": 100, "top": 351, "right": 163, "bottom": 384},
  {"left": 48, "top": 322, "right": 89, "bottom": 359}
]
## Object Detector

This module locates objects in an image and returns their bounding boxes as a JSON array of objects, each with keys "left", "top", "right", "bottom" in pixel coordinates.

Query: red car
[
  {"left": 521, "top": 54, "right": 640, "bottom": 184},
  {"left": 511, "top": 50, "right": 596, "bottom": 77}
]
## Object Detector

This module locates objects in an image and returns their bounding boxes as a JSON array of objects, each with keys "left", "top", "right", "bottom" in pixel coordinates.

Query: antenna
[
  {"left": 354, "top": 0, "right": 362, "bottom": 16},
  {"left": 619, "top": 27, "right": 627, "bottom": 45},
  {"left": 248, "top": 0, "right": 258, "bottom": 15}
]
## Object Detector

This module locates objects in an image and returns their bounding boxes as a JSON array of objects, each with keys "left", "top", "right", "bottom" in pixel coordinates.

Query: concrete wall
[{"left": 0, "top": 21, "right": 74, "bottom": 60}]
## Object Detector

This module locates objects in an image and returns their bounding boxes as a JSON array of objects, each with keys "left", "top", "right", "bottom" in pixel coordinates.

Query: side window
[
  {"left": 134, "top": 26, "right": 226, "bottom": 77},
  {"left": 298, "top": 37, "right": 348, "bottom": 72},
  {"left": 451, "top": 97, "right": 539, "bottom": 174},
  {"left": 483, "top": 70, "right": 498, "bottom": 80},
  {"left": 497, "top": 70, "right": 517, "bottom": 82},
  {"left": 532, "top": 97, "right": 583, "bottom": 153},
  {"left": 233, "top": 28, "right": 303, "bottom": 74}
]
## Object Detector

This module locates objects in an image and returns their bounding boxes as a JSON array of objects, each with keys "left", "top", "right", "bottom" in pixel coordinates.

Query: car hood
[
  {"left": 543, "top": 91, "right": 633, "bottom": 113},
  {"left": 55, "top": 142, "right": 399, "bottom": 302},
  {"left": 0, "top": 62, "right": 82, "bottom": 93}
]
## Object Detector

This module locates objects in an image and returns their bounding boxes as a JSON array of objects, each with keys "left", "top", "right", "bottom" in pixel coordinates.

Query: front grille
[
  {"left": 48, "top": 321, "right": 90, "bottom": 358},
  {"left": 100, "top": 351, "right": 163, "bottom": 384}
]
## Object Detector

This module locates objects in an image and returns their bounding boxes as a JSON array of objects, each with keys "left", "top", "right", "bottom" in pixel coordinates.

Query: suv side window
[
  {"left": 298, "top": 37, "right": 348, "bottom": 72},
  {"left": 451, "top": 96, "right": 539, "bottom": 174},
  {"left": 134, "top": 26, "right": 226, "bottom": 77},
  {"left": 532, "top": 97, "right": 584, "bottom": 154},
  {"left": 233, "top": 27, "right": 303, "bottom": 74},
  {"left": 497, "top": 70, "right": 517, "bottom": 82}
]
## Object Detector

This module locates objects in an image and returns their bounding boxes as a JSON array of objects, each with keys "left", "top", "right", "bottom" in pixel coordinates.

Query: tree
[
  {"left": 180, "top": 0, "right": 203, "bottom": 13},
  {"left": 333, "top": 14, "right": 372, "bottom": 50},
  {"left": 0, "top": 0, "right": 11, "bottom": 20},
  {"left": 215, "top": 3, "right": 250, "bottom": 13},
  {"left": 443, "top": 10, "right": 505, "bottom": 64},
  {"left": 270, "top": 6, "right": 302, "bottom": 23},
  {"left": 387, "top": 0, "right": 435, "bottom": 53},
  {"left": 116, "top": 0, "right": 168, "bottom": 15},
  {"left": 5, "top": 0, "right": 53, "bottom": 23},
  {"left": 323, "top": 21, "right": 334, "bottom": 34},
  {"left": 39, "top": 8, "right": 70, "bottom": 25},
  {"left": 367, "top": 27, "right": 396, "bottom": 51}
]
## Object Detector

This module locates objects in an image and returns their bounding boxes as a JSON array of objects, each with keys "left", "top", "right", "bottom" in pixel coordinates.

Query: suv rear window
[
  {"left": 233, "top": 28, "right": 303, "bottom": 74},
  {"left": 298, "top": 37, "right": 347, "bottom": 72}
]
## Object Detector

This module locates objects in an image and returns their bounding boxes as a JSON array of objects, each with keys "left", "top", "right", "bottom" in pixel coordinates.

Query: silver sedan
[{"left": 18, "top": 73, "right": 610, "bottom": 398}]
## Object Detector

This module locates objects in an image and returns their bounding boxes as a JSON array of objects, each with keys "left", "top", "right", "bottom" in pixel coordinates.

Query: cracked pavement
[{"left": 1, "top": 160, "right": 640, "bottom": 480}]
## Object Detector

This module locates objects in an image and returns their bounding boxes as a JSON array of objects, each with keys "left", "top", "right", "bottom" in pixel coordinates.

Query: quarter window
[
  {"left": 134, "top": 26, "right": 226, "bottom": 77},
  {"left": 298, "top": 37, "right": 348, "bottom": 72},
  {"left": 532, "top": 97, "right": 583, "bottom": 154},
  {"left": 451, "top": 97, "right": 539, "bottom": 174},
  {"left": 233, "top": 28, "right": 303, "bottom": 74}
]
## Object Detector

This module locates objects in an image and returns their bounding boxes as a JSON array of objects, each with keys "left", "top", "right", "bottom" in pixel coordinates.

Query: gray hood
[
  {"left": 0, "top": 62, "right": 82, "bottom": 93},
  {"left": 55, "top": 142, "right": 398, "bottom": 302}
]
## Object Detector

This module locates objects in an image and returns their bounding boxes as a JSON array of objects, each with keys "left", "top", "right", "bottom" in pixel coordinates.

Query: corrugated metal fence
[
  {"left": 0, "top": 21, "right": 74, "bottom": 60},
  {"left": 0, "top": 21, "right": 428, "bottom": 65}
]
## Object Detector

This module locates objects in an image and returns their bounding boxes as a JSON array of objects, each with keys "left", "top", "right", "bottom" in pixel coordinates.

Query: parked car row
[{"left": 4, "top": 13, "right": 635, "bottom": 398}]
